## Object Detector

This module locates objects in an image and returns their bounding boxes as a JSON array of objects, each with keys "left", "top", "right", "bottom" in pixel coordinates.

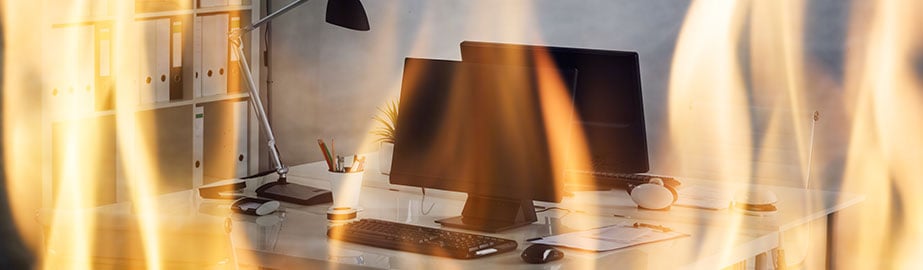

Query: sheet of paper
[
  {"left": 530, "top": 223, "right": 688, "bottom": 252},
  {"left": 675, "top": 185, "right": 734, "bottom": 210}
]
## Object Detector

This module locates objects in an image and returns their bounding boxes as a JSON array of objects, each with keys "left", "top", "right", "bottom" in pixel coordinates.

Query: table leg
[
  {"left": 723, "top": 261, "right": 747, "bottom": 270},
  {"left": 825, "top": 212, "right": 838, "bottom": 270},
  {"left": 755, "top": 251, "right": 771, "bottom": 270}
]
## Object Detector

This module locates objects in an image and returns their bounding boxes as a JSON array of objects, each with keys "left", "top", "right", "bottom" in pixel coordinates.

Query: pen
[{"left": 633, "top": 222, "right": 672, "bottom": 233}]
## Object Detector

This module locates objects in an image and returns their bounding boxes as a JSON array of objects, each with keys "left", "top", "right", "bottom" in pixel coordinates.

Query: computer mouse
[{"left": 521, "top": 244, "right": 564, "bottom": 264}]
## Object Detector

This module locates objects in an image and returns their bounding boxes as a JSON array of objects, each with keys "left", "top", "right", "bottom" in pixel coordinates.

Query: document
[
  {"left": 529, "top": 222, "right": 688, "bottom": 252},
  {"left": 674, "top": 184, "right": 734, "bottom": 210}
]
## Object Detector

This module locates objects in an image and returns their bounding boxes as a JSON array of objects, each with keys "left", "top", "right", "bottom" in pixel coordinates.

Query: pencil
[{"left": 317, "top": 139, "right": 334, "bottom": 171}]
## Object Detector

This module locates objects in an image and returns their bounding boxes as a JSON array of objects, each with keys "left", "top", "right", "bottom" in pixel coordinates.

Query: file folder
[
  {"left": 227, "top": 15, "right": 241, "bottom": 94},
  {"left": 193, "top": 16, "right": 203, "bottom": 98},
  {"left": 169, "top": 19, "right": 184, "bottom": 100},
  {"left": 232, "top": 100, "right": 249, "bottom": 177},
  {"left": 95, "top": 23, "right": 114, "bottom": 111},
  {"left": 137, "top": 18, "right": 172, "bottom": 104},
  {"left": 155, "top": 18, "right": 171, "bottom": 102},
  {"left": 203, "top": 100, "right": 248, "bottom": 183},
  {"left": 138, "top": 19, "right": 157, "bottom": 104},
  {"left": 201, "top": 13, "right": 229, "bottom": 96},
  {"left": 193, "top": 105, "right": 205, "bottom": 187}
]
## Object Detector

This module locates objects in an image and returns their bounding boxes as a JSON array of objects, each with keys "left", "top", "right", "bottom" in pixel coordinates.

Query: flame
[
  {"left": 4, "top": 0, "right": 236, "bottom": 269},
  {"left": 668, "top": 0, "right": 830, "bottom": 267},
  {"left": 837, "top": 0, "right": 923, "bottom": 268},
  {"left": 7, "top": 1, "right": 923, "bottom": 269},
  {"left": 667, "top": 0, "right": 751, "bottom": 265}
]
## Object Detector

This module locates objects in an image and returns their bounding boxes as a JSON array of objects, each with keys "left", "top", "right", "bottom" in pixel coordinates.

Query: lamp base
[{"left": 255, "top": 180, "right": 332, "bottom": 206}]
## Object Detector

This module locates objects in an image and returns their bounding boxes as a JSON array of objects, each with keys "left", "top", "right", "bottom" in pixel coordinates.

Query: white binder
[
  {"left": 193, "top": 105, "right": 205, "bottom": 187},
  {"left": 46, "top": 24, "right": 95, "bottom": 119},
  {"left": 137, "top": 18, "right": 172, "bottom": 104},
  {"left": 193, "top": 16, "right": 203, "bottom": 98},
  {"left": 154, "top": 18, "right": 171, "bottom": 102},
  {"left": 201, "top": 13, "right": 229, "bottom": 97},
  {"left": 232, "top": 101, "right": 249, "bottom": 177},
  {"left": 138, "top": 20, "right": 157, "bottom": 104}
]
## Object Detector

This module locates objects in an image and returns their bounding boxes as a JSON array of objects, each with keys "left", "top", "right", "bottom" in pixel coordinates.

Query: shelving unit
[{"left": 40, "top": 0, "right": 262, "bottom": 208}]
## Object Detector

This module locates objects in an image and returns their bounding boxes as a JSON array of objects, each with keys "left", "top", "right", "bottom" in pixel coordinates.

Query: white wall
[
  {"left": 267, "top": 0, "right": 692, "bottom": 166},
  {"left": 266, "top": 0, "right": 855, "bottom": 189}
]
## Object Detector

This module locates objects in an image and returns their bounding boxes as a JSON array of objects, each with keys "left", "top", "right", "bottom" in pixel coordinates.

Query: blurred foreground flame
[{"left": 838, "top": 0, "right": 923, "bottom": 268}]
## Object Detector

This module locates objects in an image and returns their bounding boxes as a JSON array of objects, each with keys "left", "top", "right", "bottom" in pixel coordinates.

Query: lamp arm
[
  {"left": 232, "top": 0, "right": 311, "bottom": 37},
  {"left": 231, "top": 35, "right": 289, "bottom": 180},
  {"left": 226, "top": 0, "right": 313, "bottom": 181}
]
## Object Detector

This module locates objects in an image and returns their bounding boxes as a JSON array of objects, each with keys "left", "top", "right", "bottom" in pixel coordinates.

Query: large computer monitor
[
  {"left": 390, "top": 58, "right": 577, "bottom": 232},
  {"left": 460, "top": 41, "right": 649, "bottom": 186}
]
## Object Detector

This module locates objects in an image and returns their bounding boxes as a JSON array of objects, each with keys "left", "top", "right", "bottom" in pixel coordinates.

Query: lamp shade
[{"left": 326, "top": 0, "right": 371, "bottom": 31}]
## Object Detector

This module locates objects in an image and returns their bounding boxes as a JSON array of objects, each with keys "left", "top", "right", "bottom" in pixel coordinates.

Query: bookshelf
[{"left": 40, "top": 0, "right": 262, "bottom": 207}]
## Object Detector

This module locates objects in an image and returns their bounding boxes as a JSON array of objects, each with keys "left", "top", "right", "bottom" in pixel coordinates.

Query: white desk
[
  {"left": 279, "top": 158, "right": 861, "bottom": 269},
  {"left": 42, "top": 158, "right": 862, "bottom": 269}
]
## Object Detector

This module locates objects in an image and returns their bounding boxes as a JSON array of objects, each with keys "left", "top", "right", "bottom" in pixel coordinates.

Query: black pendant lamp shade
[{"left": 326, "top": 0, "right": 371, "bottom": 31}]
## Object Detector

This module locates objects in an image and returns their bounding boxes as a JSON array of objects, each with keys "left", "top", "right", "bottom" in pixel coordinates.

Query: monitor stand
[{"left": 435, "top": 195, "right": 537, "bottom": 233}]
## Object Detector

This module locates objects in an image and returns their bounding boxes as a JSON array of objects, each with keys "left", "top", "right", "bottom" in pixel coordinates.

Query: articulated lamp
[{"left": 229, "top": 0, "right": 369, "bottom": 205}]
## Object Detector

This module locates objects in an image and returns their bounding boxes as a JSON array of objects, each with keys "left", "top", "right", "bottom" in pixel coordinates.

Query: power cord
[{"left": 419, "top": 188, "right": 435, "bottom": 215}]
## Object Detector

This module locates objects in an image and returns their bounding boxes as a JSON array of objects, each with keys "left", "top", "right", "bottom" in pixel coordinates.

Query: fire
[
  {"left": 5, "top": 0, "right": 923, "bottom": 269},
  {"left": 668, "top": 0, "right": 831, "bottom": 267},
  {"left": 837, "top": 0, "right": 923, "bottom": 268},
  {"left": 4, "top": 0, "right": 235, "bottom": 269}
]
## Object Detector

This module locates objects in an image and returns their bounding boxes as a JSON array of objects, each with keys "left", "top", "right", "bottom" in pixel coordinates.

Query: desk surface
[{"left": 69, "top": 158, "right": 862, "bottom": 269}]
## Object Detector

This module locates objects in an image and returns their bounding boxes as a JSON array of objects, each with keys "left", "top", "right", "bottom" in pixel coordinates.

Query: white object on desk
[
  {"left": 674, "top": 184, "right": 735, "bottom": 210},
  {"left": 529, "top": 222, "right": 688, "bottom": 252},
  {"left": 328, "top": 170, "right": 364, "bottom": 208}
]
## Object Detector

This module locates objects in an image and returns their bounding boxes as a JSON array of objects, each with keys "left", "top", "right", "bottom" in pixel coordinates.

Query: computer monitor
[
  {"left": 460, "top": 41, "right": 649, "bottom": 187},
  {"left": 390, "top": 58, "right": 577, "bottom": 232}
]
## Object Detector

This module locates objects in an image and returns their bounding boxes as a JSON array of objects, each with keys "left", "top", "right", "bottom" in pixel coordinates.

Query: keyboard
[
  {"left": 570, "top": 170, "right": 683, "bottom": 188},
  {"left": 327, "top": 218, "right": 518, "bottom": 259}
]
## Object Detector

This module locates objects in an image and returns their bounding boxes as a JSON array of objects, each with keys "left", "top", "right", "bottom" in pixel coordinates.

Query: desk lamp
[{"left": 229, "top": 0, "right": 370, "bottom": 205}]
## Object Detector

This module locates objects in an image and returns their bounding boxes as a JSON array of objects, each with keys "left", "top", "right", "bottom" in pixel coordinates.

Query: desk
[{"left": 42, "top": 157, "right": 862, "bottom": 269}]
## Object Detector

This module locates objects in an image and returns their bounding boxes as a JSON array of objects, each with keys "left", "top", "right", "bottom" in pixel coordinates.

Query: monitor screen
[
  {"left": 460, "top": 41, "right": 649, "bottom": 178},
  {"left": 390, "top": 58, "right": 577, "bottom": 232}
]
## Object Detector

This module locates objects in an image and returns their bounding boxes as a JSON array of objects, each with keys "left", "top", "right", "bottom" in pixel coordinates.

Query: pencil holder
[{"left": 328, "top": 170, "right": 365, "bottom": 209}]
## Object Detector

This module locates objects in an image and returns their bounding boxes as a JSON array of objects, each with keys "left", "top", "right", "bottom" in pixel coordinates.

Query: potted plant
[{"left": 372, "top": 100, "right": 398, "bottom": 174}]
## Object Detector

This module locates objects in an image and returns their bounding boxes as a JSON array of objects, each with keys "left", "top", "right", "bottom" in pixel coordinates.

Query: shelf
[
  {"left": 50, "top": 109, "right": 118, "bottom": 123},
  {"left": 134, "top": 9, "right": 194, "bottom": 20},
  {"left": 133, "top": 93, "right": 250, "bottom": 112},
  {"left": 196, "top": 5, "right": 252, "bottom": 14},
  {"left": 51, "top": 16, "right": 116, "bottom": 28}
]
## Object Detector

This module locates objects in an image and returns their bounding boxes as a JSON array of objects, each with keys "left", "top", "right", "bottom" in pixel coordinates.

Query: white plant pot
[{"left": 379, "top": 142, "right": 394, "bottom": 175}]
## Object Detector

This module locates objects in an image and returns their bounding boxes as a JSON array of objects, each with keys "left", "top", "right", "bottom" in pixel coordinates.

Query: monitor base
[{"left": 435, "top": 195, "right": 537, "bottom": 233}]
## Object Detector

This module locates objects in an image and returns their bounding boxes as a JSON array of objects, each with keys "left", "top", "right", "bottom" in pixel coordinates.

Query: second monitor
[{"left": 461, "top": 41, "right": 650, "bottom": 184}]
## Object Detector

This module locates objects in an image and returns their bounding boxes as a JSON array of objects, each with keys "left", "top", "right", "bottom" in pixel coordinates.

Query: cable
[
  {"left": 534, "top": 207, "right": 572, "bottom": 214},
  {"left": 419, "top": 188, "right": 435, "bottom": 215}
]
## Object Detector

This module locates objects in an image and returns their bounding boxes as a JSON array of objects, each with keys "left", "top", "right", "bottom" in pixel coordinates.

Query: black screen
[
  {"left": 390, "top": 58, "right": 577, "bottom": 203},
  {"left": 461, "top": 41, "right": 649, "bottom": 175}
]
